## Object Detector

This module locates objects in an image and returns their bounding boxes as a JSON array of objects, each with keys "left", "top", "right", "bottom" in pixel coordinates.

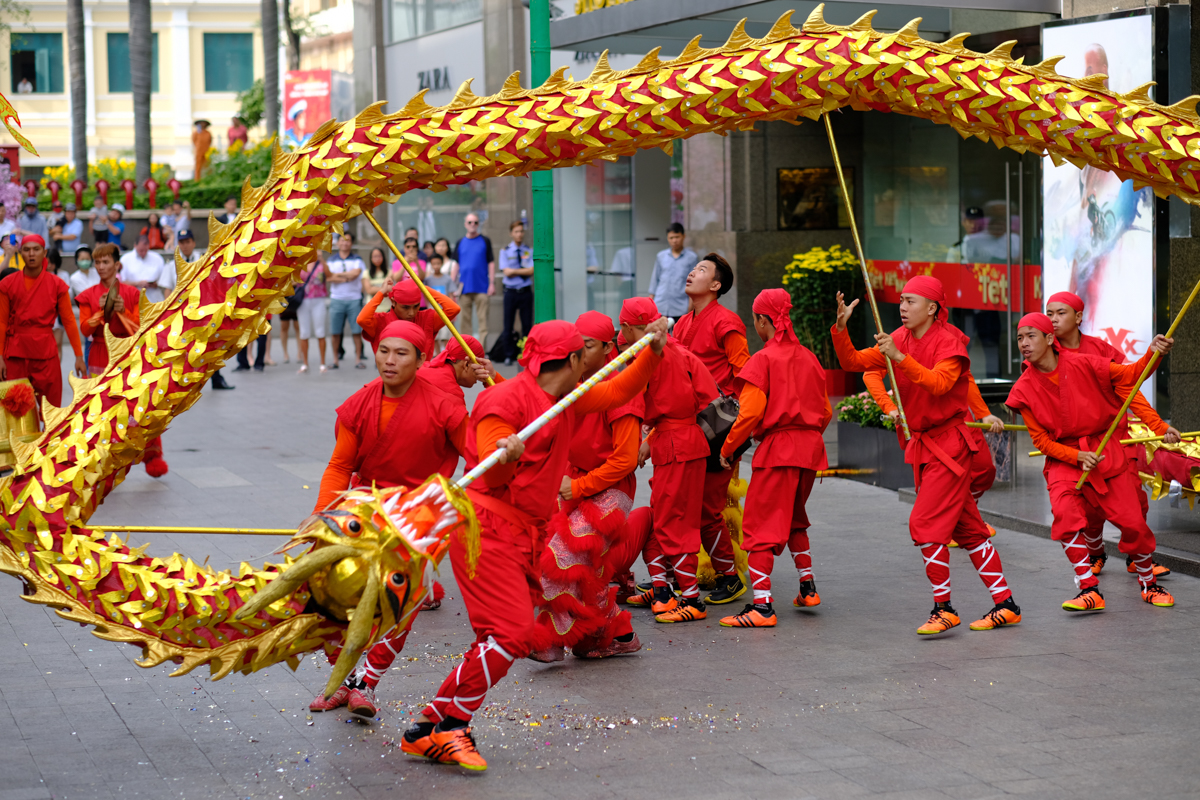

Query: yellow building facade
[{"left": 1, "top": 0, "right": 265, "bottom": 179}]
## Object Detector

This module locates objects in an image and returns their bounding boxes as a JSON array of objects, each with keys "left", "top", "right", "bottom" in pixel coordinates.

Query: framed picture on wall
[{"left": 777, "top": 167, "right": 852, "bottom": 230}]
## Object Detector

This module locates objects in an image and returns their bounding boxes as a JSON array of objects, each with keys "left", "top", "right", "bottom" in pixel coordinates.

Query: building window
[
  {"left": 107, "top": 33, "right": 160, "bottom": 93},
  {"left": 390, "top": 0, "right": 481, "bottom": 44},
  {"left": 203, "top": 33, "right": 254, "bottom": 92},
  {"left": 10, "top": 32, "right": 64, "bottom": 94}
]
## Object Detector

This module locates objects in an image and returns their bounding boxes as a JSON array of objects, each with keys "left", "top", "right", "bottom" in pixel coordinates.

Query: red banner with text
[{"left": 865, "top": 260, "right": 1042, "bottom": 314}]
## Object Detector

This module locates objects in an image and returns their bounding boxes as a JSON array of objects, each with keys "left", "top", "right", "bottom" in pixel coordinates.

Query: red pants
[
  {"left": 743, "top": 467, "right": 816, "bottom": 603},
  {"left": 422, "top": 518, "right": 538, "bottom": 723},
  {"left": 700, "top": 466, "right": 737, "bottom": 575},
  {"left": 968, "top": 429, "right": 996, "bottom": 500},
  {"left": 1082, "top": 459, "right": 1149, "bottom": 555},
  {"left": 1048, "top": 469, "right": 1156, "bottom": 555},
  {"left": 910, "top": 434, "right": 991, "bottom": 547},
  {"left": 7, "top": 356, "right": 62, "bottom": 407},
  {"left": 649, "top": 456, "right": 706, "bottom": 596}
]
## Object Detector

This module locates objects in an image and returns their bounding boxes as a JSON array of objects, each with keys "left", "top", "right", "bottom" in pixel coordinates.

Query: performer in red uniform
[
  {"left": 528, "top": 310, "right": 644, "bottom": 661},
  {"left": 310, "top": 320, "right": 470, "bottom": 717},
  {"left": 1045, "top": 290, "right": 1175, "bottom": 578},
  {"left": 75, "top": 244, "right": 169, "bottom": 477},
  {"left": 619, "top": 297, "right": 718, "bottom": 623},
  {"left": 716, "top": 290, "right": 830, "bottom": 627},
  {"left": 1006, "top": 312, "right": 1176, "bottom": 612},
  {"left": 358, "top": 275, "right": 460, "bottom": 347},
  {"left": 0, "top": 235, "right": 85, "bottom": 407},
  {"left": 832, "top": 277, "right": 1022, "bottom": 635},
  {"left": 400, "top": 318, "right": 667, "bottom": 771},
  {"left": 671, "top": 253, "right": 749, "bottom": 605},
  {"left": 420, "top": 334, "right": 500, "bottom": 400}
]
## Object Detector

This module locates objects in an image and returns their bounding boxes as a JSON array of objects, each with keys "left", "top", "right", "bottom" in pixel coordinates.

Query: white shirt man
[
  {"left": 120, "top": 235, "right": 176, "bottom": 304},
  {"left": 326, "top": 248, "right": 366, "bottom": 301}
]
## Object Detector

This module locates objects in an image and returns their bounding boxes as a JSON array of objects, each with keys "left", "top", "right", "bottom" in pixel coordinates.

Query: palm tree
[
  {"left": 67, "top": 0, "right": 87, "bottom": 182},
  {"left": 262, "top": 0, "right": 279, "bottom": 137},
  {"left": 129, "top": 0, "right": 151, "bottom": 183}
]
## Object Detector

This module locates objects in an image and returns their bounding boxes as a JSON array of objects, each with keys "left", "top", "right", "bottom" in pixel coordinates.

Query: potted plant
[
  {"left": 835, "top": 391, "right": 914, "bottom": 490},
  {"left": 781, "top": 244, "right": 865, "bottom": 396}
]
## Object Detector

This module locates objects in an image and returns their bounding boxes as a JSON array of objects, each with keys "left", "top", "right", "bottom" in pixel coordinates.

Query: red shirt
[
  {"left": 1059, "top": 332, "right": 1166, "bottom": 436},
  {"left": 76, "top": 282, "right": 142, "bottom": 369},
  {"left": 672, "top": 299, "right": 748, "bottom": 395},
  {"left": 642, "top": 341, "right": 718, "bottom": 466}
]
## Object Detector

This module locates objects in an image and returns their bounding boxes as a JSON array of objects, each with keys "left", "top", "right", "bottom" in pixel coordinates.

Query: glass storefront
[
  {"left": 584, "top": 157, "right": 635, "bottom": 320},
  {"left": 388, "top": 181, "right": 489, "bottom": 261},
  {"left": 389, "top": 0, "right": 481, "bottom": 44}
]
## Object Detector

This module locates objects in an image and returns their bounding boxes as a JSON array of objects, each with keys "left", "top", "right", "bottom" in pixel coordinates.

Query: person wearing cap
[
  {"left": 400, "top": 317, "right": 668, "bottom": 771},
  {"left": 671, "top": 251, "right": 749, "bottom": 606},
  {"left": 1006, "top": 313, "right": 1176, "bottom": 612},
  {"left": 193, "top": 120, "right": 212, "bottom": 179},
  {"left": 0, "top": 234, "right": 85, "bottom": 406},
  {"left": 714, "top": 289, "right": 831, "bottom": 627},
  {"left": 1045, "top": 291, "right": 1176, "bottom": 578},
  {"left": 14, "top": 197, "right": 47, "bottom": 241},
  {"left": 833, "top": 276, "right": 1022, "bottom": 635},
  {"left": 419, "top": 334, "right": 498, "bottom": 400},
  {"left": 309, "top": 320, "right": 471, "bottom": 718},
  {"left": 357, "top": 271, "right": 460, "bottom": 348},
  {"left": 619, "top": 297, "right": 719, "bottom": 623},
  {"left": 526, "top": 310, "right": 645, "bottom": 662},
  {"left": 52, "top": 203, "right": 83, "bottom": 255}
]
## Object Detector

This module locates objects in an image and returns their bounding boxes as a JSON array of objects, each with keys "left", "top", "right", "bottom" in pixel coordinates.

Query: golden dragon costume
[{"left": 4, "top": 5, "right": 1200, "bottom": 692}]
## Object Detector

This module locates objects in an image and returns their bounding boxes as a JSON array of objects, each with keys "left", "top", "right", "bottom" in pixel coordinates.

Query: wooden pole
[
  {"left": 824, "top": 114, "right": 909, "bottom": 438},
  {"left": 1029, "top": 430, "right": 1200, "bottom": 456},
  {"left": 90, "top": 525, "right": 295, "bottom": 536},
  {"left": 966, "top": 422, "right": 1027, "bottom": 431},
  {"left": 363, "top": 211, "right": 494, "bottom": 386}
]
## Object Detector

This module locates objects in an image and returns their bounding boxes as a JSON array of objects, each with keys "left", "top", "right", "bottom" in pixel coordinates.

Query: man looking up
[
  {"left": 647, "top": 222, "right": 696, "bottom": 319},
  {"left": 0, "top": 235, "right": 85, "bottom": 406}
]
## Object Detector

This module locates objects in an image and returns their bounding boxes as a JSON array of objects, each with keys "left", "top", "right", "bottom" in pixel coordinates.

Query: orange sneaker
[
  {"left": 986, "top": 524, "right": 997, "bottom": 539},
  {"left": 650, "top": 588, "right": 679, "bottom": 615},
  {"left": 404, "top": 726, "right": 488, "bottom": 771},
  {"left": 1089, "top": 552, "right": 1107, "bottom": 576},
  {"left": 309, "top": 684, "right": 350, "bottom": 712},
  {"left": 624, "top": 588, "right": 655, "bottom": 607},
  {"left": 968, "top": 598, "right": 1022, "bottom": 630},
  {"left": 1062, "top": 587, "right": 1105, "bottom": 612},
  {"left": 793, "top": 580, "right": 821, "bottom": 608},
  {"left": 1126, "top": 556, "right": 1171, "bottom": 578},
  {"left": 916, "top": 605, "right": 960, "bottom": 635},
  {"left": 720, "top": 604, "right": 777, "bottom": 628},
  {"left": 1142, "top": 584, "right": 1175, "bottom": 608},
  {"left": 655, "top": 599, "right": 707, "bottom": 623}
]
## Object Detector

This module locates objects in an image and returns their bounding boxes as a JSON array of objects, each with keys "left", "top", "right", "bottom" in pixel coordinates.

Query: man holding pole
[
  {"left": 1005, "top": 312, "right": 1176, "bottom": 612},
  {"left": 832, "top": 277, "right": 1022, "bottom": 636}
]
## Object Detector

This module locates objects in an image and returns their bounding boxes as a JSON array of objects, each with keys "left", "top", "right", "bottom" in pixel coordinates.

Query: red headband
[
  {"left": 518, "top": 320, "right": 584, "bottom": 376},
  {"left": 900, "top": 275, "right": 947, "bottom": 321},
  {"left": 425, "top": 334, "right": 484, "bottom": 368},
  {"left": 752, "top": 288, "right": 798, "bottom": 345},
  {"left": 575, "top": 310, "right": 615, "bottom": 342},
  {"left": 390, "top": 279, "right": 422, "bottom": 306},
  {"left": 616, "top": 332, "right": 629, "bottom": 347},
  {"left": 1047, "top": 291, "right": 1084, "bottom": 314},
  {"left": 20, "top": 234, "right": 45, "bottom": 249},
  {"left": 1017, "top": 312, "right": 1054, "bottom": 336},
  {"left": 378, "top": 320, "right": 429, "bottom": 356},
  {"left": 619, "top": 297, "right": 661, "bottom": 326}
]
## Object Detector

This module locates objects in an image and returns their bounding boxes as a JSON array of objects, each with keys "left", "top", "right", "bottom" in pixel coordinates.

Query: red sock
[
  {"left": 1061, "top": 532, "right": 1099, "bottom": 590},
  {"left": 671, "top": 553, "right": 700, "bottom": 599},
  {"left": 789, "top": 530, "right": 812, "bottom": 581},
  {"left": 919, "top": 542, "right": 951, "bottom": 604},
  {"left": 1129, "top": 552, "right": 1156, "bottom": 588},
  {"left": 747, "top": 550, "right": 773, "bottom": 605}
]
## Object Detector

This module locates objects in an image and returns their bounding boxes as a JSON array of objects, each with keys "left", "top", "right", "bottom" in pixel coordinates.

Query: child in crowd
[
  {"left": 424, "top": 253, "right": 455, "bottom": 354},
  {"left": 90, "top": 197, "right": 109, "bottom": 244}
]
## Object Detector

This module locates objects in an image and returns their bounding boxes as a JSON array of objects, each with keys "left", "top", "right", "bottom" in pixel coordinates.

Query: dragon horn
[
  {"left": 323, "top": 570, "right": 381, "bottom": 697},
  {"left": 234, "top": 545, "right": 360, "bottom": 619}
]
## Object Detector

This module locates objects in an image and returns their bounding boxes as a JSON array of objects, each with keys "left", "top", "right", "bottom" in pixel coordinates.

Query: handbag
[
  {"left": 285, "top": 263, "right": 320, "bottom": 313},
  {"left": 696, "top": 391, "right": 750, "bottom": 472}
]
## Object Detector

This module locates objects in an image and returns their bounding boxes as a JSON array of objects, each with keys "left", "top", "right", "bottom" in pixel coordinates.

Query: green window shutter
[
  {"left": 10, "top": 33, "right": 64, "bottom": 93},
  {"left": 107, "top": 33, "right": 159, "bottom": 93},
  {"left": 203, "top": 33, "right": 254, "bottom": 93}
]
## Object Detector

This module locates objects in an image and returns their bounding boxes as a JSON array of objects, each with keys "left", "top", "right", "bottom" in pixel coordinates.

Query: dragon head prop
[{"left": 235, "top": 475, "right": 477, "bottom": 696}]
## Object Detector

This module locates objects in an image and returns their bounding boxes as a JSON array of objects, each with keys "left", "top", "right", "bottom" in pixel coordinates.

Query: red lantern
[
  {"left": 120, "top": 179, "right": 136, "bottom": 208},
  {"left": 46, "top": 180, "right": 61, "bottom": 204},
  {"left": 167, "top": 178, "right": 181, "bottom": 201},
  {"left": 95, "top": 180, "right": 109, "bottom": 204},
  {"left": 143, "top": 178, "right": 159, "bottom": 209},
  {"left": 23, "top": 179, "right": 37, "bottom": 199},
  {"left": 70, "top": 180, "right": 86, "bottom": 206}
]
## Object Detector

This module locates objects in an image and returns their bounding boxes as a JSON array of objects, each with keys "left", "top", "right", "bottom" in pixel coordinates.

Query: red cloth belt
[
  {"left": 654, "top": 417, "right": 696, "bottom": 432},
  {"left": 910, "top": 417, "right": 969, "bottom": 479},
  {"left": 464, "top": 486, "right": 538, "bottom": 542}
]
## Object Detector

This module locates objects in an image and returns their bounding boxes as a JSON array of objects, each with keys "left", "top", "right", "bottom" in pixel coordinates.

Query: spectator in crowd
[
  {"left": 394, "top": 236, "right": 427, "bottom": 277},
  {"left": 161, "top": 201, "right": 180, "bottom": 231},
  {"left": 90, "top": 195, "right": 109, "bottom": 244},
  {"left": 0, "top": 203, "right": 14, "bottom": 240},
  {"left": 140, "top": 211, "right": 172, "bottom": 251},
  {"left": 173, "top": 201, "right": 193, "bottom": 238},
  {"left": 68, "top": 244, "right": 99, "bottom": 364},
  {"left": 498, "top": 220, "right": 533, "bottom": 366},
  {"left": 15, "top": 197, "right": 48, "bottom": 240},
  {"left": 52, "top": 203, "right": 83, "bottom": 255},
  {"left": 326, "top": 231, "right": 366, "bottom": 369},
  {"left": 295, "top": 251, "right": 329, "bottom": 374},
  {"left": 647, "top": 222, "right": 697, "bottom": 319},
  {"left": 119, "top": 234, "right": 175, "bottom": 304},
  {"left": 424, "top": 252, "right": 455, "bottom": 354},
  {"left": 228, "top": 116, "right": 249, "bottom": 148},
  {"left": 107, "top": 204, "right": 126, "bottom": 248},
  {"left": 422, "top": 240, "right": 435, "bottom": 261},
  {"left": 193, "top": 120, "right": 213, "bottom": 180},
  {"left": 46, "top": 202, "right": 65, "bottom": 230},
  {"left": 454, "top": 212, "right": 494, "bottom": 345},
  {"left": 216, "top": 196, "right": 238, "bottom": 225},
  {"left": 434, "top": 237, "right": 458, "bottom": 295},
  {"left": 17, "top": 77, "right": 32, "bottom": 94},
  {"left": 365, "top": 247, "right": 389, "bottom": 295}
]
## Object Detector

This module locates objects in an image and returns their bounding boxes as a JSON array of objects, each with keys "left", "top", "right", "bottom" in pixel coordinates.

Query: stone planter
[{"left": 836, "top": 421, "right": 914, "bottom": 490}]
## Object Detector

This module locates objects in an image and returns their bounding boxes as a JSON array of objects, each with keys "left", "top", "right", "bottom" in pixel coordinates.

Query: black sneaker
[{"left": 705, "top": 573, "right": 747, "bottom": 605}]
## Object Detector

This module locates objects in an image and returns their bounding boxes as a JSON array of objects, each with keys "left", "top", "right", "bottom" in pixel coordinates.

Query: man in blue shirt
[
  {"left": 498, "top": 220, "right": 533, "bottom": 365},
  {"left": 53, "top": 203, "right": 84, "bottom": 255},
  {"left": 647, "top": 222, "right": 697, "bottom": 319},
  {"left": 454, "top": 212, "right": 494, "bottom": 346},
  {"left": 14, "top": 197, "right": 48, "bottom": 241}
]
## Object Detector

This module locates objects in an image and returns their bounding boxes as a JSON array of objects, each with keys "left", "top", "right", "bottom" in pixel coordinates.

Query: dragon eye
[
  {"left": 390, "top": 574, "right": 405, "bottom": 586},
  {"left": 347, "top": 519, "right": 362, "bottom": 533}
]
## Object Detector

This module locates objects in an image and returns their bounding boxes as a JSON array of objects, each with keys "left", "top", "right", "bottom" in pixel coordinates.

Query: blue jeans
[{"left": 328, "top": 296, "right": 363, "bottom": 336}]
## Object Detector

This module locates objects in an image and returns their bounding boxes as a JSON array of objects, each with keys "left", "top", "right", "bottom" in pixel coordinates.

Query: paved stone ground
[{"left": 3, "top": 347, "right": 1200, "bottom": 800}]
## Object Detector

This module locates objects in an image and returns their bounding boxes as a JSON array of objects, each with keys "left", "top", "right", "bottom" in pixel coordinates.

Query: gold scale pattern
[{"left": 5, "top": 4, "right": 1200, "bottom": 680}]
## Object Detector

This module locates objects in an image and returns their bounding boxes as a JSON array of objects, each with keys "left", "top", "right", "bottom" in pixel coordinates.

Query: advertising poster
[
  {"left": 284, "top": 70, "right": 333, "bottom": 149},
  {"left": 1042, "top": 14, "right": 1156, "bottom": 399}
]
